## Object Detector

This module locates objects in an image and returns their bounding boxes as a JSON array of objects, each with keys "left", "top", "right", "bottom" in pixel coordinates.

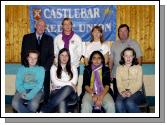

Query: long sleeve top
[
  {"left": 50, "top": 64, "right": 78, "bottom": 90},
  {"left": 82, "top": 65, "right": 111, "bottom": 94},
  {"left": 54, "top": 33, "right": 83, "bottom": 68},
  {"left": 16, "top": 65, "right": 45, "bottom": 100},
  {"left": 116, "top": 64, "right": 143, "bottom": 95}
]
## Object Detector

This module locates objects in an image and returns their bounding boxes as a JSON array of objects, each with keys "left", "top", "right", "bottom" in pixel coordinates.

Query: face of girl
[
  {"left": 27, "top": 53, "right": 38, "bottom": 67},
  {"left": 60, "top": 51, "right": 69, "bottom": 64},
  {"left": 92, "top": 54, "right": 102, "bottom": 66},
  {"left": 123, "top": 50, "right": 134, "bottom": 65},
  {"left": 92, "top": 28, "right": 102, "bottom": 40},
  {"left": 62, "top": 20, "right": 72, "bottom": 33}
]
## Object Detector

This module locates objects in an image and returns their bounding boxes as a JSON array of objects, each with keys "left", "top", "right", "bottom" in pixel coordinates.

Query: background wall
[
  {"left": 5, "top": 5, "right": 155, "bottom": 63},
  {"left": 5, "top": 5, "right": 155, "bottom": 106}
]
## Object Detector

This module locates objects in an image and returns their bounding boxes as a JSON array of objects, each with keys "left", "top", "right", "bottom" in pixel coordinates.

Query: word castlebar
[{"left": 43, "top": 8, "right": 100, "bottom": 19}]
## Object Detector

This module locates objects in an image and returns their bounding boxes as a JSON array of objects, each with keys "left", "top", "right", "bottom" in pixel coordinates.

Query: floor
[{"left": 5, "top": 104, "right": 155, "bottom": 113}]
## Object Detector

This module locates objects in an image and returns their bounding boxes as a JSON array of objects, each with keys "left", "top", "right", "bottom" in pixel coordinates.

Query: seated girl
[
  {"left": 40, "top": 48, "right": 78, "bottom": 113},
  {"left": 81, "top": 51, "right": 115, "bottom": 113},
  {"left": 12, "top": 50, "right": 45, "bottom": 113},
  {"left": 116, "top": 47, "right": 145, "bottom": 113}
]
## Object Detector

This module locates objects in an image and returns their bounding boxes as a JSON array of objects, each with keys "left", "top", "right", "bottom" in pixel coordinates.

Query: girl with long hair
[{"left": 40, "top": 48, "right": 78, "bottom": 113}]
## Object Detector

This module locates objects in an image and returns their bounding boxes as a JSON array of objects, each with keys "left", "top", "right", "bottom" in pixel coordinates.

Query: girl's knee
[
  {"left": 104, "top": 101, "right": 115, "bottom": 113},
  {"left": 81, "top": 102, "right": 92, "bottom": 113},
  {"left": 28, "top": 101, "right": 39, "bottom": 112},
  {"left": 125, "top": 100, "right": 135, "bottom": 107}
]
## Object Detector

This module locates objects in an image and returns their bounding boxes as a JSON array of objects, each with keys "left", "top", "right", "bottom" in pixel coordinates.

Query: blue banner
[{"left": 29, "top": 5, "right": 116, "bottom": 42}]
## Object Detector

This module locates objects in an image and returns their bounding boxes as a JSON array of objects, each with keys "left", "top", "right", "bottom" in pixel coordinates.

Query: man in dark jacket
[{"left": 21, "top": 19, "right": 54, "bottom": 103}]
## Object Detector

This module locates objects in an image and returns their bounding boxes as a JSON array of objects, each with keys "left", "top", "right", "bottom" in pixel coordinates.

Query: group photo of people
[{"left": 4, "top": 5, "right": 156, "bottom": 115}]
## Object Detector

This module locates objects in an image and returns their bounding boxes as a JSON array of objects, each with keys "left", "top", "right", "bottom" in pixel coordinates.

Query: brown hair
[
  {"left": 61, "top": 17, "right": 73, "bottom": 25},
  {"left": 90, "top": 25, "right": 104, "bottom": 43}
]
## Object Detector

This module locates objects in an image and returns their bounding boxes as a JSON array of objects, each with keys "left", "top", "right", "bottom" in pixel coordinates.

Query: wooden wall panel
[
  {"left": 116, "top": 5, "right": 155, "bottom": 63},
  {"left": 5, "top": 6, "right": 13, "bottom": 63},
  {"left": 5, "top": 5, "right": 155, "bottom": 63},
  {"left": 5, "top": 5, "right": 30, "bottom": 63}
]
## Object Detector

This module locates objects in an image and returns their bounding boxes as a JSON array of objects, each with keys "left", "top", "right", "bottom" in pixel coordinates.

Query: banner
[{"left": 29, "top": 5, "right": 116, "bottom": 42}]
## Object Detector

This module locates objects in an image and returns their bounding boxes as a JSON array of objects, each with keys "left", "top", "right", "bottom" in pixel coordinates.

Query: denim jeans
[
  {"left": 12, "top": 90, "right": 44, "bottom": 113},
  {"left": 115, "top": 91, "right": 145, "bottom": 113},
  {"left": 81, "top": 92, "right": 115, "bottom": 113},
  {"left": 40, "top": 86, "right": 76, "bottom": 113}
]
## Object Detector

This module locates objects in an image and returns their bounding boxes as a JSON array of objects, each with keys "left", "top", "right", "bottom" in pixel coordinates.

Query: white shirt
[
  {"left": 50, "top": 64, "right": 78, "bottom": 90},
  {"left": 36, "top": 32, "right": 42, "bottom": 40},
  {"left": 54, "top": 33, "right": 83, "bottom": 67},
  {"left": 85, "top": 41, "right": 111, "bottom": 59}
]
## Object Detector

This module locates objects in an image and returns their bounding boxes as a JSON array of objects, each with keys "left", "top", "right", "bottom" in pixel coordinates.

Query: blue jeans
[
  {"left": 12, "top": 90, "right": 44, "bottom": 113},
  {"left": 40, "top": 86, "right": 76, "bottom": 113},
  {"left": 115, "top": 91, "right": 144, "bottom": 113}
]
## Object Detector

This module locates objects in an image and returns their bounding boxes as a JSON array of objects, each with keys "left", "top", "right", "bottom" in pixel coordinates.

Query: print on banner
[{"left": 30, "top": 5, "right": 116, "bottom": 42}]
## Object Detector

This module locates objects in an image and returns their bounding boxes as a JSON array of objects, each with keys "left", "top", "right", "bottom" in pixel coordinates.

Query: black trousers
[
  {"left": 43, "top": 71, "right": 50, "bottom": 103},
  {"left": 112, "top": 78, "right": 119, "bottom": 102}
]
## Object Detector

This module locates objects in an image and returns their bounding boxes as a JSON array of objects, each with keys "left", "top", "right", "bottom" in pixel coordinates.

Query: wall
[
  {"left": 5, "top": 5, "right": 155, "bottom": 106},
  {"left": 5, "top": 5, "right": 155, "bottom": 63}
]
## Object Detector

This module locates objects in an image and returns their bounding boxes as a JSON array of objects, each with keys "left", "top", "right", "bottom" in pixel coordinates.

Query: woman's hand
[
  {"left": 121, "top": 90, "right": 132, "bottom": 97},
  {"left": 125, "top": 90, "right": 132, "bottom": 97},
  {"left": 92, "top": 95, "right": 98, "bottom": 103},
  {"left": 71, "top": 82, "right": 77, "bottom": 92},
  {"left": 95, "top": 99, "right": 102, "bottom": 107},
  {"left": 121, "top": 91, "right": 127, "bottom": 97}
]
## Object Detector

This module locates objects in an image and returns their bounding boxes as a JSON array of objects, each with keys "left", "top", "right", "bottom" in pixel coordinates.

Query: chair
[{"left": 137, "top": 83, "right": 150, "bottom": 113}]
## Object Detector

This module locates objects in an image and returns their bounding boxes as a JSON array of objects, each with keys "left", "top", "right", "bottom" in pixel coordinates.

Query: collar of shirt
[{"left": 36, "top": 33, "right": 43, "bottom": 40}]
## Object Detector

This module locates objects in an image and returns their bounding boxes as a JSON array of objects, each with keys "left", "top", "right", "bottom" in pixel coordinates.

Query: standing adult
[
  {"left": 54, "top": 17, "right": 83, "bottom": 72},
  {"left": 21, "top": 19, "right": 54, "bottom": 103},
  {"left": 85, "top": 25, "right": 110, "bottom": 66},
  {"left": 110, "top": 24, "right": 143, "bottom": 101}
]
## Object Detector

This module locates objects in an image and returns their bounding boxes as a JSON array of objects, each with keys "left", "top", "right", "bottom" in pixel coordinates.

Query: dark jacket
[
  {"left": 21, "top": 32, "right": 54, "bottom": 71},
  {"left": 82, "top": 65, "right": 111, "bottom": 94}
]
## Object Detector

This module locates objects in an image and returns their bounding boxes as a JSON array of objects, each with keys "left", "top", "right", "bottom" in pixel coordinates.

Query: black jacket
[
  {"left": 21, "top": 32, "right": 54, "bottom": 71},
  {"left": 82, "top": 65, "right": 111, "bottom": 94}
]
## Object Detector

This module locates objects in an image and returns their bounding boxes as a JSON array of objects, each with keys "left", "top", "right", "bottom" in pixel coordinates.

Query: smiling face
[
  {"left": 92, "top": 28, "right": 102, "bottom": 41},
  {"left": 123, "top": 50, "right": 134, "bottom": 65},
  {"left": 27, "top": 52, "right": 38, "bottom": 67},
  {"left": 60, "top": 51, "right": 69, "bottom": 64},
  {"left": 35, "top": 19, "right": 46, "bottom": 35}
]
